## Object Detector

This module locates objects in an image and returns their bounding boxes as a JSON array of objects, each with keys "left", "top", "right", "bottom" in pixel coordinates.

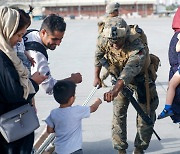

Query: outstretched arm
[
  {"left": 63, "top": 72, "right": 82, "bottom": 84},
  {"left": 104, "top": 48, "right": 146, "bottom": 102},
  {"left": 104, "top": 79, "right": 124, "bottom": 102},
  {"left": 90, "top": 98, "right": 102, "bottom": 113}
]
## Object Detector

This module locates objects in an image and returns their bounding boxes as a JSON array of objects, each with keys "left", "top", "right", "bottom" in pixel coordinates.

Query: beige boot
[
  {"left": 118, "top": 149, "right": 126, "bottom": 154},
  {"left": 133, "top": 147, "right": 144, "bottom": 154}
]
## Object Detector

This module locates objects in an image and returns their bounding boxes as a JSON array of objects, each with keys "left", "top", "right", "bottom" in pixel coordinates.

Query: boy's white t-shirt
[{"left": 45, "top": 105, "right": 90, "bottom": 154}]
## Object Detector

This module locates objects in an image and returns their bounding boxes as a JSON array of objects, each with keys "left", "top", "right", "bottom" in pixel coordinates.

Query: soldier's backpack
[{"left": 129, "top": 24, "right": 161, "bottom": 81}]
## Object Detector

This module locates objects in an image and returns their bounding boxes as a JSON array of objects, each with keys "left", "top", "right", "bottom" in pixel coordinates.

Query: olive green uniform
[{"left": 95, "top": 33, "right": 159, "bottom": 150}]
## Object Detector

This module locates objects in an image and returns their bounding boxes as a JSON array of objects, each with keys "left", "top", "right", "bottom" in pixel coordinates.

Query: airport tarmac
[{"left": 30, "top": 17, "right": 180, "bottom": 154}]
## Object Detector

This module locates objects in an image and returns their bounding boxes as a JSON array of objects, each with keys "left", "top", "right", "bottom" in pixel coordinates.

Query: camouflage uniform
[
  {"left": 106, "top": 2, "right": 120, "bottom": 14},
  {"left": 97, "top": 2, "right": 120, "bottom": 87},
  {"left": 94, "top": 17, "right": 159, "bottom": 151},
  {"left": 97, "top": 16, "right": 126, "bottom": 87}
]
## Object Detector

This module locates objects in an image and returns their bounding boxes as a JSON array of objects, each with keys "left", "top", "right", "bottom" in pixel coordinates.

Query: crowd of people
[{"left": 0, "top": 2, "right": 180, "bottom": 154}]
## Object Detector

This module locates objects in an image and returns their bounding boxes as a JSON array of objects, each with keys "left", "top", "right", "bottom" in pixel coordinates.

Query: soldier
[
  {"left": 98, "top": 2, "right": 120, "bottom": 87},
  {"left": 93, "top": 16, "right": 159, "bottom": 154}
]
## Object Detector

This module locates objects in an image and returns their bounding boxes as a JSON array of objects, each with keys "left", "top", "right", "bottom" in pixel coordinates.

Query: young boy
[{"left": 45, "top": 80, "right": 102, "bottom": 154}]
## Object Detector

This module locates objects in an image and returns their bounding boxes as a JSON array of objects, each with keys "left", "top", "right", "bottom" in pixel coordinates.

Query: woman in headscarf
[{"left": 0, "top": 6, "right": 47, "bottom": 153}]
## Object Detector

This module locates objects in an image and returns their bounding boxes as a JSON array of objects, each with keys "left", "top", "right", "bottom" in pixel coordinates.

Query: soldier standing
[{"left": 93, "top": 16, "right": 159, "bottom": 154}]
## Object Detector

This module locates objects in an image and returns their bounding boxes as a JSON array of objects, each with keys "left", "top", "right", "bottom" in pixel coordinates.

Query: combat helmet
[
  {"left": 102, "top": 16, "right": 129, "bottom": 42},
  {"left": 106, "top": 2, "right": 120, "bottom": 14}
]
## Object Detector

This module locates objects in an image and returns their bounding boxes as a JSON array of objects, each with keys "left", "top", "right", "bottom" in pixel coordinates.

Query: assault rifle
[{"left": 121, "top": 86, "right": 161, "bottom": 141}]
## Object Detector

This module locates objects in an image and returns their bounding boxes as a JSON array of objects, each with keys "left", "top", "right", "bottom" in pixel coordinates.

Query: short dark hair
[
  {"left": 40, "top": 14, "right": 66, "bottom": 34},
  {"left": 53, "top": 80, "right": 76, "bottom": 104},
  {"left": 16, "top": 9, "right": 31, "bottom": 33}
]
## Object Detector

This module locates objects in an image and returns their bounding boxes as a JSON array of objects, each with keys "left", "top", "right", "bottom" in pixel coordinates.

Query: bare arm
[
  {"left": 46, "top": 126, "right": 55, "bottom": 134},
  {"left": 31, "top": 72, "right": 48, "bottom": 85},
  {"left": 94, "top": 66, "right": 102, "bottom": 87},
  {"left": 62, "top": 73, "right": 82, "bottom": 84},
  {"left": 24, "top": 51, "right": 36, "bottom": 67},
  {"left": 90, "top": 98, "right": 102, "bottom": 113},
  {"left": 104, "top": 79, "right": 124, "bottom": 102}
]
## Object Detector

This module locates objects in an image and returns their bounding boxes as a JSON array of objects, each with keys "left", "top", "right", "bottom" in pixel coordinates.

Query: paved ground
[{"left": 30, "top": 16, "right": 180, "bottom": 154}]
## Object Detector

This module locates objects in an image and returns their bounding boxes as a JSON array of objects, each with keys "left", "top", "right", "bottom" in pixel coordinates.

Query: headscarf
[
  {"left": 0, "top": 6, "right": 35, "bottom": 99},
  {"left": 172, "top": 7, "right": 180, "bottom": 32}
]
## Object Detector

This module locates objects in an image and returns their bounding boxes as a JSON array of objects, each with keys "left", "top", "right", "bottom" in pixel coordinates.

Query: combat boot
[
  {"left": 118, "top": 149, "right": 126, "bottom": 154},
  {"left": 133, "top": 147, "right": 144, "bottom": 154}
]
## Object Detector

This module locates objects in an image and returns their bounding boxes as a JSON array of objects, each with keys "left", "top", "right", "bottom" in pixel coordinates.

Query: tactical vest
[
  {"left": 105, "top": 43, "right": 129, "bottom": 78},
  {"left": 23, "top": 29, "right": 48, "bottom": 60},
  {"left": 104, "top": 25, "right": 160, "bottom": 82}
]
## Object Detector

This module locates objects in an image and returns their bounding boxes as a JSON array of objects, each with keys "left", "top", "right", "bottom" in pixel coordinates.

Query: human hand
[
  {"left": 104, "top": 79, "right": 123, "bottom": 102},
  {"left": 25, "top": 51, "right": 36, "bottom": 67},
  {"left": 31, "top": 72, "right": 48, "bottom": 85},
  {"left": 90, "top": 98, "right": 102, "bottom": 113},
  {"left": 93, "top": 77, "right": 102, "bottom": 88},
  {"left": 95, "top": 98, "right": 102, "bottom": 105},
  {"left": 104, "top": 89, "right": 118, "bottom": 102},
  {"left": 29, "top": 57, "right": 36, "bottom": 67},
  {"left": 70, "top": 73, "right": 82, "bottom": 84}
]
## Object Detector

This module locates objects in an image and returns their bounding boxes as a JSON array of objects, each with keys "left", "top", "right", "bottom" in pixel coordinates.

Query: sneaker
[
  {"left": 118, "top": 149, "right": 126, "bottom": 154},
  {"left": 133, "top": 147, "right": 144, "bottom": 154},
  {"left": 157, "top": 109, "right": 174, "bottom": 119}
]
